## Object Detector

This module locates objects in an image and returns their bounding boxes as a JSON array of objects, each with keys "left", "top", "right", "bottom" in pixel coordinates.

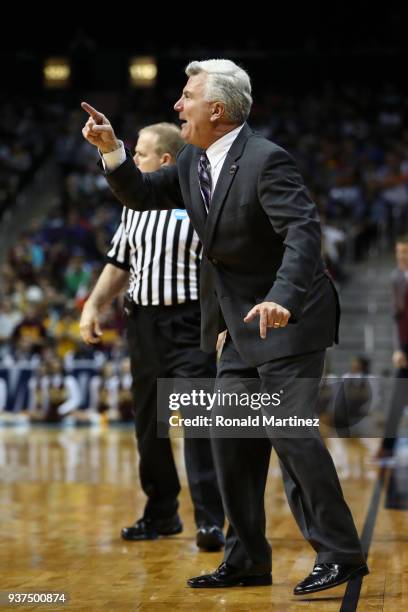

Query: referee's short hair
[
  {"left": 396, "top": 234, "right": 408, "bottom": 245},
  {"left": 139, "top": 123, "right": 184, "bottom": 160}
]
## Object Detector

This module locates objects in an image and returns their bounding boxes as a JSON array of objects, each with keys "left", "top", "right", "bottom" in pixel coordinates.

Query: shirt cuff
[{"left": 101, "top": 141, "right": 126, "bottom": 171}]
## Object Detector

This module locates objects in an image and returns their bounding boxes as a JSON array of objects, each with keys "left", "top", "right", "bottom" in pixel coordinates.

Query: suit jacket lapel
[{"left": 203, "top": 123, "right": 253, "bottom": 253}]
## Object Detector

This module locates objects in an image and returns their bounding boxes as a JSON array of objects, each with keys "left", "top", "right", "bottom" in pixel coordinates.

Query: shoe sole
[
  {"left": 294, "top": 565, "right": 369, "bottom": 596},
  {"left": 121, "top": 533, "right": 158, "bottom": 541},
  {"left": 188, "top": 575, "right": 272, "bottom": 588},
  {"left": 121, "top": 525, "right": 183, "bottom": 541}
]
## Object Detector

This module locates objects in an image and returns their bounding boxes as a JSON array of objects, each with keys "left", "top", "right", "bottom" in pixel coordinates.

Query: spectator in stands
[
  {"left": 336, "top": 356, "right": 377, "bottom": 432},
  {"left": 0, "top": 297, "right": 22, "bottom": 344},
  {"left": 63, "top": 251, "right": 92, "bottom": 298},
  {"left": 88, "top": 361, "right": 119, "bottom": 418},
  {"left": 371, "top": 151, "right": 408, "bottom": 242},
  {"left": 319, "top": 211, "right": 347, "bottom": 283},
  {"left": 53, "top": 307, "right": 82, "bottom": 358},
  {"left": 28, "top": 357, "right": 81, "bottom": 422},
  {"left": 37, "top": 278, "right": 67, "bottom": 318},
  {"left": 12, "top": 303, "right": 48, "bottom": 356},
  {"left": 377, "top": 235, "right": 408, "bottom": 459}
]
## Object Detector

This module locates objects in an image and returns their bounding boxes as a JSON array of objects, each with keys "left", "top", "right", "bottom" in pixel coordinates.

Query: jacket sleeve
[
  {"left": 99, "top": 149, "right": 185, "bottom": 212},
  {"left": 257, "top": 148, "right": 321, "bottom": 320}
]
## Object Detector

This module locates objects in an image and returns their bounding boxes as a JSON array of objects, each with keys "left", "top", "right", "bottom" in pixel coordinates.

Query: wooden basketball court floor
[{"left": 0, "top": 425, "right": 406, "bottom": 611}]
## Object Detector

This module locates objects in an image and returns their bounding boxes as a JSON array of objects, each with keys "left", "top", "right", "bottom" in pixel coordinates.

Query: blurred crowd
[
  {"left": 0, "top": 98, "right": 65, "bottom": 217},
  {"left": 1, "top": 82, "right": 408, "bottom": 419}
]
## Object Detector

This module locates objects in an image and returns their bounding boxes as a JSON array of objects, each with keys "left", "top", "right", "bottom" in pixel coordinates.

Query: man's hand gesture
[
  {"left": 81, "top": 102, "right": 121, "bottom": 154},
  {"left": 244, "top": 301, "right": 290, "bottom": 339}
]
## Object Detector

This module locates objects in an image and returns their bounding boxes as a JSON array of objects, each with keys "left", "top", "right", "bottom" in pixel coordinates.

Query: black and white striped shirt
[{"left": 106, "top": 207, "right": 202, "bottom": 306}]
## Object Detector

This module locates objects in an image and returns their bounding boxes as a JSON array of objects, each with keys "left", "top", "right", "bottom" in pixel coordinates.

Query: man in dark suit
[{"left": 81, "top": 58, "right": 368, "bottom": 596}]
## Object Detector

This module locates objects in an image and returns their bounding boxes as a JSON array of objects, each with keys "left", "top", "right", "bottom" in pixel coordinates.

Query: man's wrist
[
  {"left": 102, "top": 140, "right": 126, "bottom": 170},
  {"left": 100, "top": 140, "right": 121, "bottom": 154}
]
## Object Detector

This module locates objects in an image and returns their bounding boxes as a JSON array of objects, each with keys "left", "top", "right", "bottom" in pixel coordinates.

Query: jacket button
[{"left": 211, "top": 258, "right": 218, "bottom": 265}]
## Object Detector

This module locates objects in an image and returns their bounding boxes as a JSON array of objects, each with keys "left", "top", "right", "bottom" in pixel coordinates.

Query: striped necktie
[{"left": 198, "top": 153, "right": 212, "bottom": 212}]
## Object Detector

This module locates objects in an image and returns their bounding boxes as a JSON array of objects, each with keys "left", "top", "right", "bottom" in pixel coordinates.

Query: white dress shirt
[{"left": 204, "top": 125, "right": 244, "bottom": 194}]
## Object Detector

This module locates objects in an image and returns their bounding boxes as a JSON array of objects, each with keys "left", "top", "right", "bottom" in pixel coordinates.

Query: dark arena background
[{"left": 0, "top": 12, "right": 407, "bottom": 611}]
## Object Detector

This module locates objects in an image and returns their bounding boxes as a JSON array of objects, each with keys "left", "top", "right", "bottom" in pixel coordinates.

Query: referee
[{"left": 80, "top": 123, "right": 225, "bottom": 550}]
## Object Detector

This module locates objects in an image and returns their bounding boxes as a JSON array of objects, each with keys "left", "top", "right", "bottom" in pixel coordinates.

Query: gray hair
[{"left": 185, "top": 59, "right": 252, "bottom": 124}]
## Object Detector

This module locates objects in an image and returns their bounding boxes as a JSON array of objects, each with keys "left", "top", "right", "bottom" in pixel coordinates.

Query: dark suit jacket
[{"left": 103, "top": 123, "right": 340, "bottom": 366}]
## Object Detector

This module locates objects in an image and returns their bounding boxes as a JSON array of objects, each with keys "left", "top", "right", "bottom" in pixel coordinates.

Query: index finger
[
  {"left": 81, "top": 101, "right": 103, "bottom": 122},
  {"left": 259, "top": 308, "right": 268, "bottom": 339}
]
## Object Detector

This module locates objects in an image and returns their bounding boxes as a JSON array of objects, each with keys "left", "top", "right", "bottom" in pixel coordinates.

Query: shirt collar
[{"left": 205, "top": 124, "right": 244, "bottom": 169}]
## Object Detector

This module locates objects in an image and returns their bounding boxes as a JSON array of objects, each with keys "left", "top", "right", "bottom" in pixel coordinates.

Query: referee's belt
[{"left": 123, "top": 296, "right": 199, "bottom": 316}]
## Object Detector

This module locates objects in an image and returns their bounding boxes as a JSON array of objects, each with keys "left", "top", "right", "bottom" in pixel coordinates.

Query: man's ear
[
  {"left": 160, "top": 153, "right": 173, "bottom": 166},
  {"left": 210, "top": 102, "right": 225, "bottom": 122}
]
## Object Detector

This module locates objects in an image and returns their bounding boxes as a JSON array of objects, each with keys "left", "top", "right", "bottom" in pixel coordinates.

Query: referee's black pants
[{"left": 126, "top": 300, "right": 224, "bottom": 528}]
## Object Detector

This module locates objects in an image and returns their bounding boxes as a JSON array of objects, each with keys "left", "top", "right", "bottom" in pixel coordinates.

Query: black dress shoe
[
  {"left": 187, "top": 562, "right": 272, "bottom": 588},
  {"left": 294, "top": 562, "right": 369, "bottom": 596},
  {"left": 196, "top": 526, "right": 225, "bottom": 551},
  {"left": 121, "top": 514, "right": 183, "bottom": 541}
]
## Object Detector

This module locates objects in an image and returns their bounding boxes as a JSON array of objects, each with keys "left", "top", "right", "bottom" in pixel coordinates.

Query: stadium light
[
  {"left": 43, "top": 57, "right": 71, "bottom": 89},
  {"left": 129, "top": 56, "right": 157, "bottom": 88}
]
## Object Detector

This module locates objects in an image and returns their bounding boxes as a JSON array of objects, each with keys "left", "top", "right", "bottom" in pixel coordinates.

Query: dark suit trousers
[
  {"left": 211, "top": 335, "right": 364, "bottom": 573},
  {"left": 126, "top": 301, "right": 224, "bottom": 528}
]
